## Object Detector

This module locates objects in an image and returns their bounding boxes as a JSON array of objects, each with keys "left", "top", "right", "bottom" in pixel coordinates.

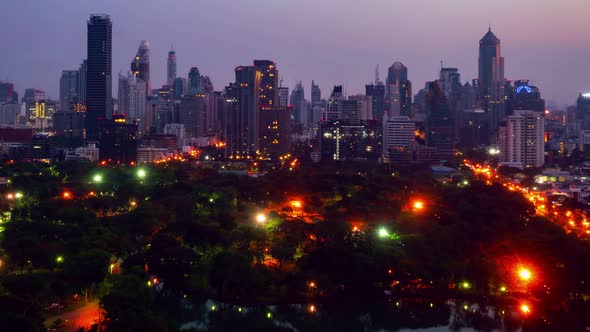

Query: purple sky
[{"left": 1, "top": 0, "right": 589, "bottom": 106}]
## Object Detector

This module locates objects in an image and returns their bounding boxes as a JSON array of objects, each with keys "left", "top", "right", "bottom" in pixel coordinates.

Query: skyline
[{"left": 1, "top": 0, "right": 589, "bottom": 105}]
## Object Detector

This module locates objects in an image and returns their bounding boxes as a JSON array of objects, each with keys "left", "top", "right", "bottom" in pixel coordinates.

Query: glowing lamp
[
  {"left": 520, "top": 303, "right": 531, "bottom": 315},
  {"left": 413, "top": 200, "right": 425, "bottom": 211},
  {"left": 290, "top": 200, "right": 302, "bottom": 208},
  {"left": 518, "top": 268, "right": 532, "bottom": 282},
  {"left": 55, "top": 256, "right": 64, "bottom": 263},
  {"left": 136, "top": 168, "right": 147, "bottom": 179},
  {"left": 93, "top": 174, "right": 103, "bottom": 183},
  {"left": 255, "top": 213, "right": 267, "bottom": 224},
  {"left": 378, "top": 227, "right": 390, "bottom": 238}
]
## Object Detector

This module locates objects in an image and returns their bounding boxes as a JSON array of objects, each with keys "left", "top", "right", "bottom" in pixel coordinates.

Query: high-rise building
[
  {"left": 86, "top": 14, "right": 112, "bottom": 140},
  {"left": 383, "top": 115, "right": 415, "bottom": 160},
  {"left": 131, "top": 40, "right": 150, "bottom": 95},
  {"left": 311, "top": 80, "right": 321, "bottom": 105},
  {"left": 167, "top": 48, "right": 176, "bottom": 87},
  {"left": 506, "top": 80, "right": 545, "bottom": 115},
  {"left": 366, "top": 82, "right": 385, "bottom": 121},
  {"left": 259, "top": 106, "right": 292, "bottom": 159},
  {"left": 60, "top": 70, "right": 80, "bottom": 112},
  {"left": 118, "top": 72, "right": 147, "bottom": 134},
  {"left": 78, "top": 60, "right": 87, "bottom": 105},
  {"left": 425, "top": 81, "right": 455, "bottom": 160},
  {"left": 576, "top": 93, "right": 590, "bottom": 131},
  {"left": 179, "top": 95, "right": 206, "bottom": 139},
  {"left": 187, "top": 67, "right": 203, "bottom": 96},
  {"left": 499, "top": 110, "right": 544, "bottom": 169},
  {"left": 290, "top": 82, "right": 307, "bottom": 125},
  {"left": 173, "top": 77, "right": 187, "bottom": 100},
  {"left": 99, "top": 114, "right": 138, "bottom": 163},
  {"left": 319, "top": 120, "right": 382, "bottom": 161},
  {"left": 324, "top": 85, "right": 344, "bottom": 122},
  {"left": 225, "top": 66, "right": 260, "bottom": 157},
  {"left": 0, "top": 82, "right": 18, "bottom": 103},
  {"left": 478, "top": 28, "right": 505, "bottom": 131},
  {"left": 278, "top": 87, "right": 289, "bottom": 107},
  {"left": 347, "top": 95, "right": 372, "bottom": 121},
  {"left": 386, "top": 62, "right": 412, "bottom": 117},
  {"left": 439, "top": 67, "right": 461, "bottom": 97},
  {"left": 254, "top": 60, "right": 278, "bottom": 108}
]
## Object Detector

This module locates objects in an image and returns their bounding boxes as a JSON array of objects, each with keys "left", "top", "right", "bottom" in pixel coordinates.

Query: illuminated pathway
[{"left": 464, "top": 160, "right": 590, "bottom": 239}]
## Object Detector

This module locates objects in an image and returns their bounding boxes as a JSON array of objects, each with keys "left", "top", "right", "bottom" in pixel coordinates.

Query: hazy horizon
[{"left": 1, "top": 0, "right": 589, "bottom": 106}]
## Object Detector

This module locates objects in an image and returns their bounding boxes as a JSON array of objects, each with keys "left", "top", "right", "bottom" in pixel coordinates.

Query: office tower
[
  {"left": 478, "top": 28, "right": 505, "bottom": 131},
  {"left": 439, "top": 67, "right": 461, "bottom": 96},
  {"left": 78, "top": 60, "right": 87, "bottom": 105},
  {"left": 259, "top": 105, "right": 292, "bottom": 159},
  {"left": 167, "top": 48, "right": 176, "bottom": 87},
  {"left": 319, "top": 120, "right": 382, "bottom": 161},
  {"left": 254, "top": 60, "right": 279, "bottom": 108},
  {"left": 173, "top": 77, "right": 187, "bottom": 100},
  {"left": 425, "top": 81, "right": 455, "bottom": 160},
  {"left": 99, "top": 114, "right": 138, "bottom": 163},
  {"left": 0, "top": 82, "right": 17, "bottom": 103},
  {"left": 366, "top": 82, "right": 385, "bottom": 121},
  {"left": 225, "top": 66, "right": 259, "bottom": 157},
  {"left": 383, "top": 115, "right": 415, "bottom": 160},
  {"left": 279, "top": 87, "right": 289, "bottom": 107},
  {"left": 118, "top": 72, "right": 147, "bottom": 134},
  {"left": 386, "top": 62, "right": 412, "bottom": 117},
  {"left": 179, "top": 95, "right": 206, "bottom": 138},
  {"left": 324, "top": 85, "right": 344, "bottom": 121},
  {"left": 290, "top": 82, "right": 307, "bottom": 125},
  {"left": 148, "top": 98, "right": 179, "bottom": 133},
  {"left": 188, "top": 67, "right": 203, "bottom": 95},
  {"left": 60, "top": 70, "right": 80, "bottom": 112},
  {"left": 22, "top": 89, "right": 45, "bottom": 127},
  {"left": 347, "top": 95, "right": 372, "bottom": 121},
  {"left": 576, "top": 93, "right": 590, "bottom": 131},
  {"left": 311, "top": 80, "right": 321, "bottom": 105},
  {"left": 509, "top": 80, "right": 545, "bottom": 114},
  {"left": 499, "top": 110, "right": 544, "bottom": 168},
  {"left": 0, "top": 103, "right": 21, "bottom": 126},
  {"left": 86, "top": 14, "right": 112, "bottom": 140},
  {"left": 199, "top": 75, "right": 217, "bottom": 135},
  {"left": 458, "top": 109, "right": 489, "bottom": 148},
  {"left": 131, "top": 40, "right": 150, "bottom": 95}
]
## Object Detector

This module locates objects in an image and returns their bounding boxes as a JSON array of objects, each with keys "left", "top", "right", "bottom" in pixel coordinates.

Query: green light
[
  {"left": 266, "top": 312, "right": 272, "bottom": 319},
  {"left": 14, "top": 192, "right": 23, "bottom": 199},
  {"left": 378, "top": 227, "right": 390, "bottom": 238},
  {"left": 211, "top": 305, "right": 216, "bottom": 311},
  {"left": 137, "top": 169, "right": 147, "bottom": 179},
  {"left": 461, "top": 281, "right": 471, "bottom": 289},
  {"left": 238, "top": 307, "right": 242, "bottom": 312},
  {"left": 93, "top": 174, "right": 103, "bottom": 183},
  {"left": 56, "top": 256, "right": 64, "bottom": 263}
]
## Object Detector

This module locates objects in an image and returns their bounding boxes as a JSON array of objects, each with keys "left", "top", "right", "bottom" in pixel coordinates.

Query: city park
[{"left": 0, "top": 153, "right": 589, "bottom": 331}]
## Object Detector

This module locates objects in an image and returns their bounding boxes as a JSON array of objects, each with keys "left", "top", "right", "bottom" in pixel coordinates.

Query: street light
[
  {"left": 256, "top": 213, "right": 267, "bottom": 224},
  {"left": 518, "top": 267, "right": 532, "bottom": 282},
  {"left": 93, "top": 174, "right": 103, "bottom": 183},
  {"left": 378, "top": 227, "right": 390, "bottom": 238},
  {"left": 136, "top": 168, "right": 147, "bottom": 179}
]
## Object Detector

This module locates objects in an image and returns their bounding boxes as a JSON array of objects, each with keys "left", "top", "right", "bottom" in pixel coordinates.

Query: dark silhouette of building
[
  {"left": 86, "top": 14, "right": 112, "bottom": 140},
  {"left": 319, "top": 120, "right": 382, "bottom": 161},
  {"left": 225, "top": 66, "right": 259, "bottom": 157},
  {"left": 478, "top": 28, "right": 505, "bottom": 131},
  {"left": 254, "top": 60, "right": 278, "bottom": 108},
  {"left": 366, "top": 82, "right": 385, "bottom": 121},
  {"left": 425, "top": 81, "right": 455, "bottom": 160},
  {"left": 131, "top": 40, "right": 150, "bottom": 95},
  {"left": 505, "top": 80, "right": 545, "bottom": 115},
  {"left": 385, "top": 62, "right": 412, "bottom": 117},
  {"left": 259, "top": 106, "right": 292, "bottom": 159},
  {"left": 99, "top": 115, "right": 138, "bottom": 163},
  {"left": 167, "top": 48, "right": 176, "bottom": 87}
]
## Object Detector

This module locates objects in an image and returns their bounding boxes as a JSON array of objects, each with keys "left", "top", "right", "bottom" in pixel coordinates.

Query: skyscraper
[
  {"left": 117, "top": 72, "right": 147, "bottom": 134},
  {"left": 290, "top": 82, "right": 306, "bottom": 125},
  {"left": 254, "top": 60, "right": 278, "bottom": 108},
  {"left": 311, "top": 80, "right": 321, "bottom": 105},
  {"left": 86, "top": 14, "right": 112, "bottom": 140},
  {"left": 499, "top": 110, "right": 544, "bottom": 169},
  {"left": 59, "top": 70, "right": 80, "bottom": 112},
  {"left": 131, "top": 40, "right": 150, "bottom": 95},
  {"left": 226, "top": 66, "right": 259, "bottom": 157},
  {"left": 385, "top": 62, "right": 412, "bottom": 117},
  {"left": 78, "top": 60, "right": 87, "bottom": 105},
  {"left": 173, "top": 77, "right": 187, "bottom": 100},
  {"left": 278, "top": 87, "right": 289, "bottom": 107},
  {"left": 365, "top": 82, "right": 385, "bottom": 121},
  {"left": 167, "top": 48, "right": 176, "bottom": 87},
  {"left": 188, "top": 67, "right": 203, "bottom": 95},
  {"left": 478, "top": 28, "right": 505, "bottom": 130}
]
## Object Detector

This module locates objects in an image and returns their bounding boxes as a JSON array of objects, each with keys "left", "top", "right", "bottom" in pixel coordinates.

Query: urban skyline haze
[{"left": 1, "top": 0, "right": 589, "bottom": 106}]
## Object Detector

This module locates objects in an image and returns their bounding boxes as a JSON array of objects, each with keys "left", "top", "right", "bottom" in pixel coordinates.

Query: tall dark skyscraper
[
  {"left": 254, "top": 60, "right": 278, "bottom": 108},
  {"left": 131, "top": 40, "right": 150, "bottom": 95},
  {"left": 290, "top": 82, "right": 306, "bottom": 125},
  {"left": 60, "top": 70, "right": 79, "bottom": 112},
  {"left": 311, "top": 80, "right": 321, "bottom": 105},
  {"left": 188, "top": 67, "right": 203, "bottom": 96},
  {"left": 78, "top": 60, "right": 87, "bottom": 105},
  {"left": 478, "top": 28, "right": 505, "bottom": 130},
  {"left": 167, "top": 48, "right": 176, "bottom": 87},
  {"left": 385, "top": 62, "right": 412, "bottom": 117},
  {"left": 86, "top": 14, "right": 112, "bottom": 140},
  {"left": 226, "top": 66, "right": 259, "bottom": 157},
  {"left": 366, "top": 81, "right": 385, "bottom": 121}
]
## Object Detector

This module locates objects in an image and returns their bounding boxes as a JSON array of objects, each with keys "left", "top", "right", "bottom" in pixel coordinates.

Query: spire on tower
[{"left": 375, "top": 64, "right": 380, "bottom": 83}]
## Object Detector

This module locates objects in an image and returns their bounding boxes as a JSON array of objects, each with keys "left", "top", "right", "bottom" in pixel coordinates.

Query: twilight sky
[{"left": 1, "top": 0, "right": 589, "bottom": 106}]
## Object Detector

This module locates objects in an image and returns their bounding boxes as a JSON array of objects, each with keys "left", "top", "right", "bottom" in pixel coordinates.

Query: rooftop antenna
[
  {"left": 440, "top": 60, "right": 444, "bottom": 70},
  {"left": 279, "top": 76, "right": 284, "bottom": 87}
]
